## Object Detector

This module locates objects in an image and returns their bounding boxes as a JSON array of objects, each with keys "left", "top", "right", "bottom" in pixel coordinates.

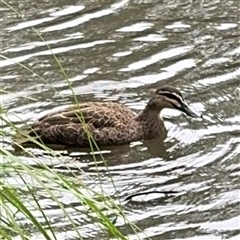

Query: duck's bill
[{"left": 180, "top": 102, "right": 202, "bottom": 118}]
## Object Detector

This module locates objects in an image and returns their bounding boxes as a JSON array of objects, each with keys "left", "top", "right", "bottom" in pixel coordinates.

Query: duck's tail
[{"left": 13, "top": 123, "right": 48, "bottom": 146}]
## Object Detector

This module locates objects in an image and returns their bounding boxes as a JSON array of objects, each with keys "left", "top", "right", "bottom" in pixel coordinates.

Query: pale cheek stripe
[{"left": 166, "top": 98, "right": 182, "bottom": 108}]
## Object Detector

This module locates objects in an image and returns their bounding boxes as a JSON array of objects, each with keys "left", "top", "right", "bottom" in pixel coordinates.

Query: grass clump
[
  {"left": 0, "top": 1, "right": 143, "bottom": 239},
  {"left": 1, "top": 111, "right": 134, "bottom": 239}
]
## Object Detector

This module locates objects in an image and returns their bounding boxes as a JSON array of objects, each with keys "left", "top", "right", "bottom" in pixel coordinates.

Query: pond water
[{"left": 1, "top": 0, "right": 240, "bottom": 239}]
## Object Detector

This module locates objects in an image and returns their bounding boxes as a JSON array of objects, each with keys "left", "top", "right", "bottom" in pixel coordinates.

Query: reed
[{"left": 0, "top": 1, "right": 143, "bottom": 239}]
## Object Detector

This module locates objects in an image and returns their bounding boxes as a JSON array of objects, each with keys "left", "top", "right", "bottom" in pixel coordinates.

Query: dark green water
[{"left": 1, "top": 0, "right": 240, "bottom": 239}]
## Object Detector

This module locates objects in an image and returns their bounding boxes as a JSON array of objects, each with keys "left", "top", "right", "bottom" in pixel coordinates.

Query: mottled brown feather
[{"left": 16, "top": 86, "right": 200, "bottom": 147}]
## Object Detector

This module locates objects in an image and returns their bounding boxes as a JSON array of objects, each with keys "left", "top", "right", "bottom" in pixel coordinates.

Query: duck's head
[{"left": 147, "top": 86, "right": 202, "bottom": 118}]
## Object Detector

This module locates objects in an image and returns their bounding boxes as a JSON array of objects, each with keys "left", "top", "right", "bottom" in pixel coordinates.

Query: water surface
[{"left": 1, "top": 0, "right": 240, "bottom": 239}]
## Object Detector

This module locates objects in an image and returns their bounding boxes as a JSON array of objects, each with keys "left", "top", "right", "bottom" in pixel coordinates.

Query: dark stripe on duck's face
[{"left": 157, "top": 91, "right": 184, "bottom": 105}]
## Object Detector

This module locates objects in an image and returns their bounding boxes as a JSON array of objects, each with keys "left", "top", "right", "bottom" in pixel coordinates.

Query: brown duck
[{"left": 18, "top": 86, "right": 202, "bottom": 147}]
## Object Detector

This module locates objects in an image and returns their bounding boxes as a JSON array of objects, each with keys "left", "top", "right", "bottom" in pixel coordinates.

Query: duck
[{"left": 17, "top": 86, "right": 202, "bottom": 147}]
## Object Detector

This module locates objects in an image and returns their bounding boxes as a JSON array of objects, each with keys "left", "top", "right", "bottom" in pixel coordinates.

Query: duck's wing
[{"left": 36, "top": 102, "right": 137, "bottom": 127}]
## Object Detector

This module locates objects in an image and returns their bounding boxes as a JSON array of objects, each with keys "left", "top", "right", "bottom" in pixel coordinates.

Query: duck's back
[{"left": 37, "top": 102, "right": 137, "bottom": 126}]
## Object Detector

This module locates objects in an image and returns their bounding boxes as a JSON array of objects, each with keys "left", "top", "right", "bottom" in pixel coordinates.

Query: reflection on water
[{"left": 1, "top": 0, "right": 240, "bottom": 239}]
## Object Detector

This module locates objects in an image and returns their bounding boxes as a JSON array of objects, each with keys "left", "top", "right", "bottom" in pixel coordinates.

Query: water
[{"left": 1, "top": 0, "right": 240, "bottom": 239}]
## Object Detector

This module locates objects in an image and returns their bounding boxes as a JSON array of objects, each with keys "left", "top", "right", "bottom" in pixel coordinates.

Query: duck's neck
[
  {"left": 136, "top": 107, "right": 159, "bottom": 121},
  {"left": 136, "top": 106, "right": 164, "bottom": 139}
]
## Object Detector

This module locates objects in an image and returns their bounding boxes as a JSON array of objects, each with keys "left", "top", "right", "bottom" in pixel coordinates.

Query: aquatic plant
[{"left": 0, "top": 2, "right": 142, "bottom": 239}]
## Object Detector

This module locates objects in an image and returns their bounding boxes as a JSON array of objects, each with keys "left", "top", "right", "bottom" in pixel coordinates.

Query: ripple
[
  {"left": 214, "top": 23, "right": 238, "bottom": 30},
  {"left": 1, "top": 0, "right": 240, "bottom": 239},
  {"left": 198, "top": 68, "right": 240, "bottom": 86},
  {"left": 3, "top": 32, "right": 84, "bottom": 53},
  {"left": 7, "top": 17, "right": 55, "bottom": 31},
  {"left": 165, "top": 22, "right": 191, "bottom": 29},
  {"left": 116, "top": 22, "right": 154, "bottom": 32},
  {"left": 41, "top": 0, "right": 129, "bottom": 33},
  {"left": 134, "top": 33, "right": 168, "bottom": 42},
  {"left": 0, "top": 40, "right": 114, "bottom": 68},
  {"left": 42, "top": 9, "right": 113, "bottom": 32},
  {"left": 50, "top": 5, "right": 85, "bottom": 17},
  {"left": 119, "top": 46, "right": 194, "bottom": 72}
]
